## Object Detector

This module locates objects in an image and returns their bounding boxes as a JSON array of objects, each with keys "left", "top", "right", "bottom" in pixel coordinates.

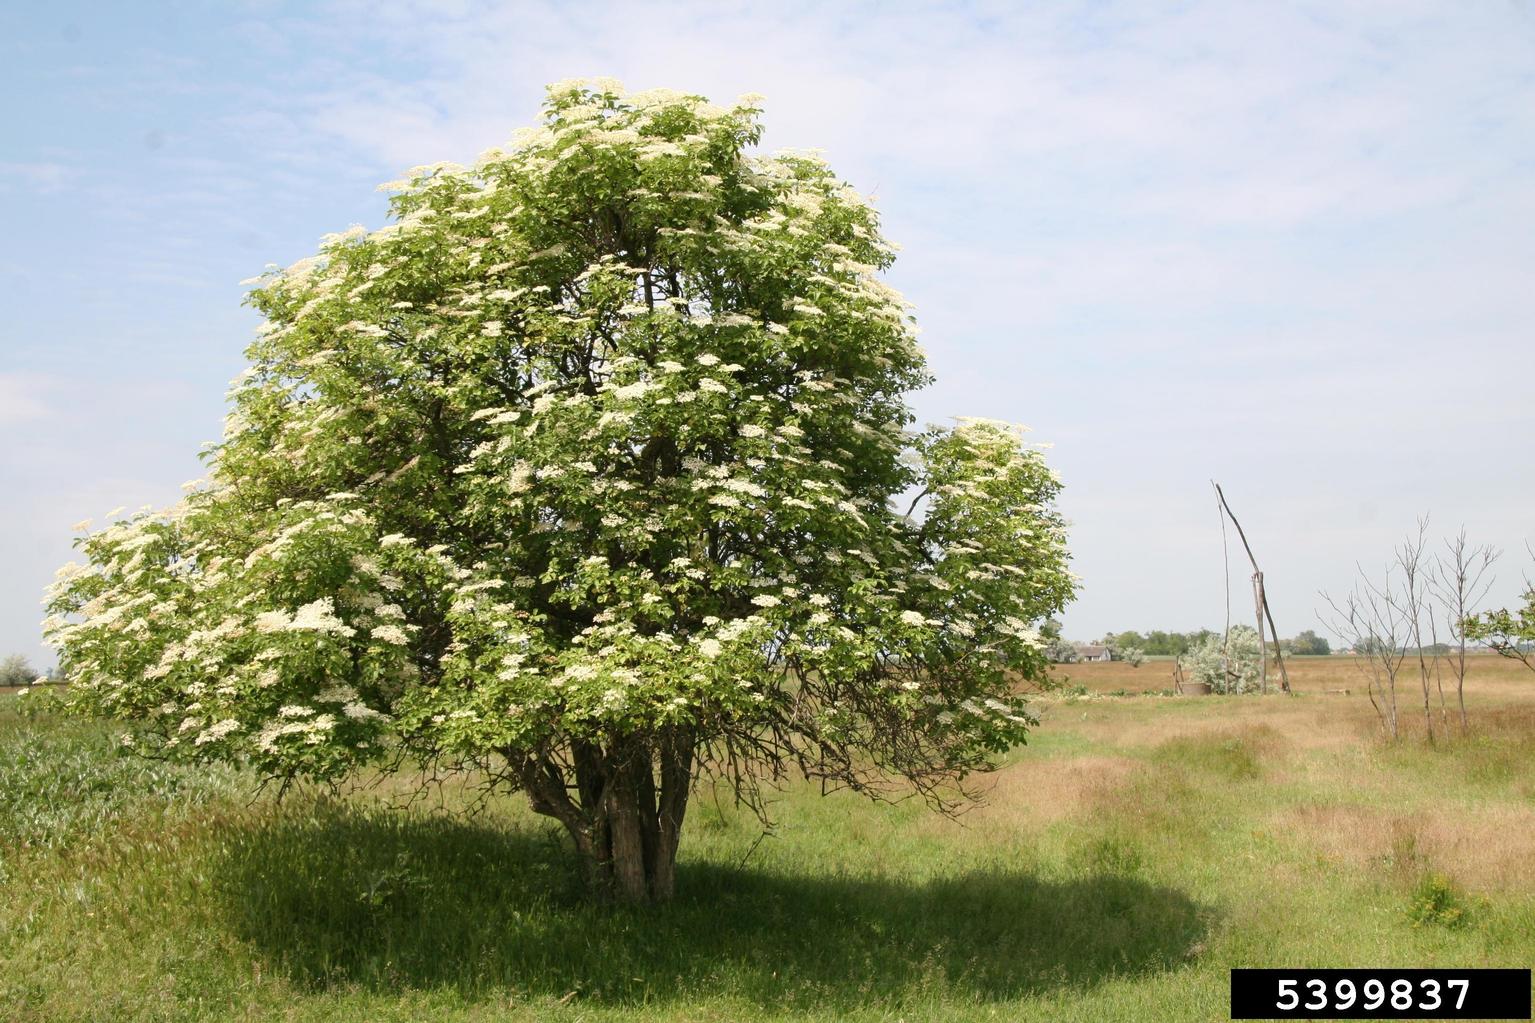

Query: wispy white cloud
[
  {"left": 0, "top": 374, "right": 51, "bottom": 424},
  {"left": 0, "top": 161, "right": 75, "bottom": 194}
]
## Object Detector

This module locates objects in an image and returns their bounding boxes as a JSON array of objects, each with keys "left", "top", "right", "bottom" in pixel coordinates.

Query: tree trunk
[
  {"left": 651, "top": 731, "right": 694, "bottom": 901},
  {"left": 522, "top": 731, "right": 695, "bottom": 904},
  {"left": 1387, "top": 675, "right": 1399, "bottom": 740},
  {"left": 604, "top": 754, "right": 651, "bottom": 903},
  {"left": 1457, "top": 641, "right": 1469, "bottom": 734}
]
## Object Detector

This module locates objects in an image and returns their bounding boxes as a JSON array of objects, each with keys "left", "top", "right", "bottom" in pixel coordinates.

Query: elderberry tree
[{"left": 46, "top": 79, "right": 1074, "bottom": 903}]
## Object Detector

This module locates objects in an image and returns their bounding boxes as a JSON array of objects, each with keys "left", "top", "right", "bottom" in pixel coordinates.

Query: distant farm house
[{"left": 1075, "top": 644, "right": 1113, "bottom": 662}]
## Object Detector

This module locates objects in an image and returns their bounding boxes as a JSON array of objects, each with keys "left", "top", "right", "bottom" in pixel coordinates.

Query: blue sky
[{"left": 3, "top": 1, "right": 1534, "bottom": 666}]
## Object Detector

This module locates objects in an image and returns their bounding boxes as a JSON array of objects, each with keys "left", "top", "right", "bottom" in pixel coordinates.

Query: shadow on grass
[{"left": 210, "top": 805, "right": 1209, "bottom": 1008}]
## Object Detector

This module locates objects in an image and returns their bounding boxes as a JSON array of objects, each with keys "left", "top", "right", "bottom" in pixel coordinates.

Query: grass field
[{"left": 2, "top": 656, "right": 1533, "bottom": 1021}]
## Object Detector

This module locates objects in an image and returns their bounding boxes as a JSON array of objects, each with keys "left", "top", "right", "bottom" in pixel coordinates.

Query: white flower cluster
[{"left": 254, "top": 598, "right": 356, "bottom": 638}]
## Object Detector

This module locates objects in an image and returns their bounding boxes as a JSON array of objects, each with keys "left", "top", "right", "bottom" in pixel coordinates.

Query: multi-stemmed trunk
[{"left": 517, "top": 730, "right": 695, "bottom": 904}]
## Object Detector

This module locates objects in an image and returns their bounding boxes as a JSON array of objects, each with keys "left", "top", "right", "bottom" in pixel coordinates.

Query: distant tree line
[
  {"left": 1099, "top": 629, "right": 1216, "bottom": 657},
  {"left": 1345, "top": 637, "right": 1453, "bottom": 657},
  {"left": 1092, "top": 628, "right": 1330, "bottom": 658},
  {"left": 1046, "top": 628, "right": 1333, "bottom": 664}
]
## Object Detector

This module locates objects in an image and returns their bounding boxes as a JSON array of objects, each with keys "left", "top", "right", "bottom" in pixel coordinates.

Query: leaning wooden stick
[{"left": 1212, "top": 482, "right": 1293, "bottom": 694}]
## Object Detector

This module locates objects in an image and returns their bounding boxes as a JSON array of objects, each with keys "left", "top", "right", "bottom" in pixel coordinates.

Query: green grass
[
  {"left": 0, "top": 711, "right": 243, "bottom": 857},
  {"left": 3, "top": 686, "right": 1534, "bottom": 1022}
]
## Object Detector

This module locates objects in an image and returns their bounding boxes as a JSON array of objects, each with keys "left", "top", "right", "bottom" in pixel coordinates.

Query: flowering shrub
[
  {"left": 45, "top": 79, "right": 1074, "bottom": 903},
  {"left": 1181, "top": 626, "right": 1262, "bottom": 694}
]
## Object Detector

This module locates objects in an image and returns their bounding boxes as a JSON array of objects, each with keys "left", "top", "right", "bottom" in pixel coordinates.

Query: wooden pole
[
  {"left": 1212, "top": 482, "right": 1292, "bottom": 694},
  {"left": 1214, "top": 483, "right": 1232, "bottom": 685},
  {"left": 1253, "top": 571, "right": 1268, "bottom": 693}
]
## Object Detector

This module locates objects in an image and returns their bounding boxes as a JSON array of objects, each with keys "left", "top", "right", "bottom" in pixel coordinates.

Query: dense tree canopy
[
  {"left": 44, "top": 80, "right": 1074, "bottom": 902},
  {"left": 1283, "top": 629, "right": 1331, "bottom": 656}
]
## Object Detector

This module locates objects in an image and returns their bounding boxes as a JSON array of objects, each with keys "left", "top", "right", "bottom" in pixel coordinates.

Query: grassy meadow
[{"left": 2, "top": 656, "right": 1533, "bottom": 1021}]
